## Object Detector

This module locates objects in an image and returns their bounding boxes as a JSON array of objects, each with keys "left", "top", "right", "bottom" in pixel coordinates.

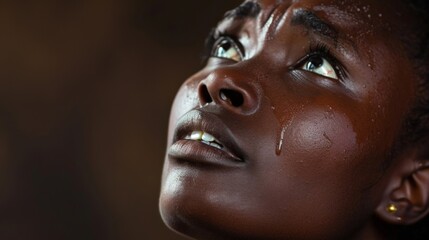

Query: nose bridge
[{"left": 198, "top": 65, "right": 261, "bottom": 115}]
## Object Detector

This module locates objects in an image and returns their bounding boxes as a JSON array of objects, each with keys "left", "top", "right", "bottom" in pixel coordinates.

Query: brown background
[{"left": 0, "top": 0, "right": 239, "bottom": 239}]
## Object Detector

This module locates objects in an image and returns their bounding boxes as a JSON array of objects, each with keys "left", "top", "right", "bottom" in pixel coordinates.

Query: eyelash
[{"left": 302, "top": 43, "right": 347, "bottom": 80}]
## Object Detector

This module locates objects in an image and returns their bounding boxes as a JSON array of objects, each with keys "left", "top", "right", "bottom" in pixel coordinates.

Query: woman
[{"left": 160, "top": 0, "right": 429, "bottom": 239}]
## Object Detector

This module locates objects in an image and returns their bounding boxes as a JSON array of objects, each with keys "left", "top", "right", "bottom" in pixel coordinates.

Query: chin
[
  {"left": 159, "top": 190, "right": 374, "bottom": 240},
  {"left": 159, "top": 186, "right": 254, "bottom": 240},
  {"left": 159, "top": 195, "right": 228, "bottom": 240}
]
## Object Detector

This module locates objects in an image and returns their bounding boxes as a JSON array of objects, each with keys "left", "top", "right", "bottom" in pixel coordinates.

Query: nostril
[
  {"left": 198, "top": 84, "right": 213, "bottom": 105},
  {"left": 219, "top": 89, "right": 244, "bottom": 107}
]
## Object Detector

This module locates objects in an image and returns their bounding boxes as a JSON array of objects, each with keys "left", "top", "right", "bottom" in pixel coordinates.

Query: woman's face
[{"left": 160, "top": 0, "right": 417, "bottom": 239}]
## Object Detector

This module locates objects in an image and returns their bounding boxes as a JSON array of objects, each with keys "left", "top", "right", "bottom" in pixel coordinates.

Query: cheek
[
  {"left": 279, "top": 108, "right": 383, "bottom": 199},
  {"left": 285, "top": 109, "right": 357, "bottom": 169},
  {"left": 171, "top": 82, "right": 199, "bottom": 120},
  {"left": 167, "top": 79, "right": 200, "bottom": 143},
  {"left": 267, "top": 109, "right": 382, "bottom": 235}
]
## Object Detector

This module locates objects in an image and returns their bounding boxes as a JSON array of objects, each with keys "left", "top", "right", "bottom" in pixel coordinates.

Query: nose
[{"left": 198, "top": 70, "right": 260, "bottom": 115}]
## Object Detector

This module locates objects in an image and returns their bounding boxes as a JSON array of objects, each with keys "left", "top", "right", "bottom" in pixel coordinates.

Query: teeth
[
  {"left": 189, "top": 131, "right": 203, "bottom": 140},
  {"left": 209, "top": 142, "right": 222, "bottom": 149},
  {"left": 201, "top": 132, "right": 215, "bottom": 142},
  {"left": 185, "top": 131, "right": 223, "bottom": 149}
]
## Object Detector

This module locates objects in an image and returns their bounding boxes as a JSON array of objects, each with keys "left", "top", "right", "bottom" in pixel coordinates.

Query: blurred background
[{"left": 0, "top": 0, "right": 238, "bottom": 239}]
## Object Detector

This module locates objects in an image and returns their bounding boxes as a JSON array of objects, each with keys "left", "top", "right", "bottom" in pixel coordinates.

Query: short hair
[
  {"left": 396, "top": 1, "right": 429, "bottom": 239},
  {"left": 398, "top": 0, "right": 429, "bottom": 146}
]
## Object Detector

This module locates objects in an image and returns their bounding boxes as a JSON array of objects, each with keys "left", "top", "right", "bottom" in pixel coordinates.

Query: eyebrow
[
  {"left": 291, "top": 9, "right": 338, "bottom": 43},
  {"left": 224, "top": 1, "right": 261, "bottom": 20}
]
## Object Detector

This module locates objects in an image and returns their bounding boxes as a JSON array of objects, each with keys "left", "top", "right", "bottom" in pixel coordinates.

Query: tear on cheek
[{"left": 287, "top": 109, "right": 357, "bottom": 163}]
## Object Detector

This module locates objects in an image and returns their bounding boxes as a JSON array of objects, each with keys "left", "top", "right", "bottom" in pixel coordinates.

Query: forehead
[
  {"left": 219, "top": 0, "right": 413, "bottom": 60},
  {"left": 223, "top": 0, "right": 406, "bottom": 37}
]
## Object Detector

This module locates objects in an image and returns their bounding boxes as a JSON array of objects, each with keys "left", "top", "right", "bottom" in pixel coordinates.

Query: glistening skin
[{"left": 160, "top": 0, "right": 429, "bottom": 239}]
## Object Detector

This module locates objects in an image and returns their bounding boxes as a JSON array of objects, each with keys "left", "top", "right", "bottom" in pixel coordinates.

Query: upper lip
[{"left": 172, "top": 109, "right": 243, "bottom": 162}]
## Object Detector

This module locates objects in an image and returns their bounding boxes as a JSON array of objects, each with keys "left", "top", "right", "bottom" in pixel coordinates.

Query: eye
[
  {"left": 211, "top": 36, "right": 243, "bottom": 62},
  {"left": 301, "top": 55, "right": 338, "bottom": 80}
]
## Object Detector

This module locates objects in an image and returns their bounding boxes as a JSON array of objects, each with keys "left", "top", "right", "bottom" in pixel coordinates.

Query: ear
[{"left": 376, "top": 145, "right": 429, "bottom": 225}]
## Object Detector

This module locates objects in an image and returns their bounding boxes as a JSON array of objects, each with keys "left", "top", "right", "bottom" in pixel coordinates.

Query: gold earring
[{"left": 386, "top": 203, "right": 398, "bottom": 214}]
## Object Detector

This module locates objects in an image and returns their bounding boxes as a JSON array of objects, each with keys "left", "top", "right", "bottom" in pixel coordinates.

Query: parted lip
[{"left": 169, "top": 109, "right": 244, "bottom": 166}]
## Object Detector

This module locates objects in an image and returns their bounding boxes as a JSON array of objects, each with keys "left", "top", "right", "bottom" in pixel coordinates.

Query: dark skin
[{"left": 160, "top": 0, "right": 429, "bottom": 239}]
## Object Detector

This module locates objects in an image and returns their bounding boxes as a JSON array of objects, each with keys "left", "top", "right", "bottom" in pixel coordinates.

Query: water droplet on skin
[
  {"left": 325, "top": 106, "right": 334, "bottom": 119},
  {"left": 378, "top": 13, "right": 382, "bottom": 17},
  {"left": 276, "top": 125, "right": 287, "bottom": 156},
  {"left": 276, "top": 118, "right": 295, "bottom": 156},
  {"left": 362, "top": 6, "right": 370, "bottom": 12}
]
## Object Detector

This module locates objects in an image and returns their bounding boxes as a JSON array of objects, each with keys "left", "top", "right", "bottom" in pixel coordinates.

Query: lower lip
[{"left": 168, "top": 140, "right": 244, "bottom": 168}]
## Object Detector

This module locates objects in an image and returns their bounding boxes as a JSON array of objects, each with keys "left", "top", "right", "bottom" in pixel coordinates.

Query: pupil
[
  {"left": 309, "top": 56, "right": 323, "bottom": 69},
  {"left": 221, "top": 40, "right": 232, "bottom": 51}
]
